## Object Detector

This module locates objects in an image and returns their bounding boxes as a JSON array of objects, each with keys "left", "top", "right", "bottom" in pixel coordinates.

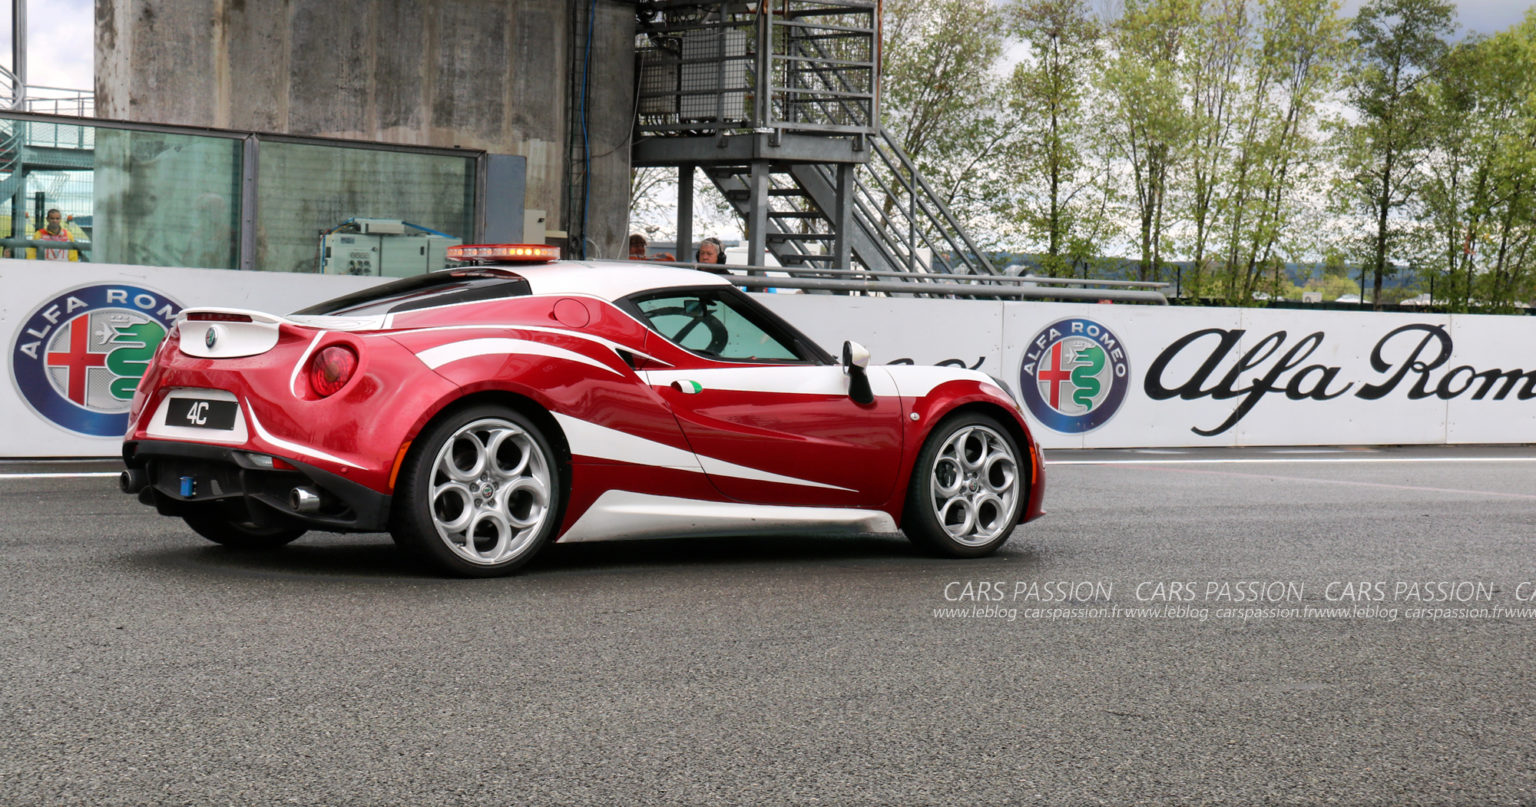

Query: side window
[{"left": 634, "top": 291, "right": 802, "bottom": 362}]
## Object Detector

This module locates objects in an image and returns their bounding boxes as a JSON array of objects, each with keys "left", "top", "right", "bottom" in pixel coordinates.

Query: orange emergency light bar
[{"left": 447, "top": 244, "right": 561, "bottom": 263}]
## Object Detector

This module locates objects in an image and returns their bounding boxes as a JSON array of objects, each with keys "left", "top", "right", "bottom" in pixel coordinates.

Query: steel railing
[
  {"left": 661, "top": 260, "right": 1171, "bottom": 303},
  {"left": 636, "top": 1, "right": 878, "bottom": 139}
]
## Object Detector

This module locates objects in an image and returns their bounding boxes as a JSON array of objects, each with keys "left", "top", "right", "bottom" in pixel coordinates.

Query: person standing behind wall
[
  {"left": 695, "top": 237, "right": 728, "bottom": 274},
  {"left": 32, "top": 209, "right": 79, "bottom": 261},
  {"left": 628, "top": 232, "right": 674, "bottom": 262}
]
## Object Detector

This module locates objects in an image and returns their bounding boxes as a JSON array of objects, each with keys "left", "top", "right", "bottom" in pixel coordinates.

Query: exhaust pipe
[
  {"left": 119, "top": 468, "right": 148, "bottom": 494},
  {"left": 289, "top": 486, "right": 321, "bottom": 514}
]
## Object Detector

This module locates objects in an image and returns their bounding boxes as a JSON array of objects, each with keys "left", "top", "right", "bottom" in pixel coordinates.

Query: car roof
[{"left": 512, "top": 259, "right": 732, "bottom": 302}]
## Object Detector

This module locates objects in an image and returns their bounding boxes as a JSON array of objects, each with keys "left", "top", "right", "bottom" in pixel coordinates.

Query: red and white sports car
[{"left": 120, "top": 245, "right": 1045, "bottom": 577}]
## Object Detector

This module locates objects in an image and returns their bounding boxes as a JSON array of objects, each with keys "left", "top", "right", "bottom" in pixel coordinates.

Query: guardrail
[
  {"left": 662, "top": 261, "right": 1172, "bottom": 303},
  {"left": 0, "top": 238, "right": 93, "bottom": 257}
]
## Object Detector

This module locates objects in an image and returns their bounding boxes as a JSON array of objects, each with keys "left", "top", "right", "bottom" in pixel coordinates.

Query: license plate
[{"left": 164, "top": 397, "right": 239, "bottom": 430}]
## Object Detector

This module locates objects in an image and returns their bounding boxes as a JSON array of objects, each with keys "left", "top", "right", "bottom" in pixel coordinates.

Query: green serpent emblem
[
  {"left": 1071, "top": 345, "right": 1105, "bottom": 408},
  {"left": 107, "top": 321, "right": 168, "bottom": 400}
]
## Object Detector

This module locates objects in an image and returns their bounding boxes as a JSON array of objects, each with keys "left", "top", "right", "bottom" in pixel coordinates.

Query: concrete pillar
[{"left": 95, "top": 0, "right": 634, "bottom": 259}]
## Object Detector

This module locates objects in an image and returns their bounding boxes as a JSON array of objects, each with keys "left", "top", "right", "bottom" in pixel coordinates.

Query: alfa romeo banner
[
  {"left": 3, "top": 261, "right": 1532, "bottom": 456},
  {"left": 764, "top": 295, "right": 1536, "bottom": 450},
  {"left": 0, "top": 260, "right": 381, "bottom": 457}
]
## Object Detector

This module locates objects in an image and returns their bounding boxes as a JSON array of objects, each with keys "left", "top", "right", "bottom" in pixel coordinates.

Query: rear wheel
[
  {"left": 903, "top": 413, "right": 1025, "bottom": 557},
  {"left": 390, "top": 405, "right": 564, "bottom": 577},
  {"left": 182, "top": 511, "right": 305, "bottom": 550}
]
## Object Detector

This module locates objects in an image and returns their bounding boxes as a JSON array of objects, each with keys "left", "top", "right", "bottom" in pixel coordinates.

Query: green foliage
[
  {"left": 1334, "top": 0, "right": 1457, "bottom": 308},
  {"left": 866, "top": 0, "right": 1536, "bottom": 310},
  {"left": 1413, "top": 15, "right": 1536, "bottom": 311},
  {"left": 1102, "top": 0, "right": 1200, "bottom": 283},
  {"left": 881, "top": 0, "right": 1013, "bottom": 238},
  {"left": 1307, "top": 272, "right": 1368, "bottom": 301},
  {"left": 1001, "top": 0, "right": 1110, "bottom": 274}
]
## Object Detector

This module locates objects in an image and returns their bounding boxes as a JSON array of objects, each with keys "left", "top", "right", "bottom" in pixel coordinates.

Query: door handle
[{"left": 669, "top": 380, "right": 703, "bottom": 394}]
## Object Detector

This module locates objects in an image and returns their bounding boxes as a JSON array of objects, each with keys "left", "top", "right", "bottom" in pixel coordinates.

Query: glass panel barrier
[
  {"left": 256, "top": 141, "right": 475, "bottom": 275},
  {"left": 0, "top": 113, "right": 481, "bottom": 275},
  {"left": 91, "top": 128, "right": 242, "bottom": 269}
]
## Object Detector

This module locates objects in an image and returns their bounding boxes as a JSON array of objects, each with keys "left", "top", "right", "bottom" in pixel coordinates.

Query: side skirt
[{"left": 557, "top": 490, "right": 898, "bottom": 543}]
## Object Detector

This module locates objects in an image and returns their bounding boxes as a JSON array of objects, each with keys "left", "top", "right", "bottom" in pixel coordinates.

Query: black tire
[
  {"left": 183, "top": 511, "right": 305, "bottom": 550},
  {"left": 902, "top": 412, "right": 1026, "bottom": 558},
  {"left": 390, "top": 404, "right": 565, "bottom": 578}
]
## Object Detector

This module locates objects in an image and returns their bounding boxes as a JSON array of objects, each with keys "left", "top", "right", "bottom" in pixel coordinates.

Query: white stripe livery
[
  {"left": 642, "top": 365, "right": 1002, "bottom": 400},
  {"left": 417, "top": 338, "right": 623, "bottom": 376},
  {"left": 551, "top": 412, "right": 853, "bottom": 492}
]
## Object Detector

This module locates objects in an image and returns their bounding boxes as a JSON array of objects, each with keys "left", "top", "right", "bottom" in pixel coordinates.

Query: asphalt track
[{"left": 2, "top": 446, "right": 1535, "bottom": 806}]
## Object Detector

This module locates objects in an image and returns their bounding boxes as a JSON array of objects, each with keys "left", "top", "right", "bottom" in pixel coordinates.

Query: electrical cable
[{"left": 579, "top": 0, "right": 596, "bottom": 259}]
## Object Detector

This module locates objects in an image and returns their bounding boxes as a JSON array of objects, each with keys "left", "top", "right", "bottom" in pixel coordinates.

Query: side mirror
[
  {"left": 841, "top": 340, "right": 874, "bottom": 405},
  {"left": 841, "top": 340, "right": 870, "bottom": 373}
]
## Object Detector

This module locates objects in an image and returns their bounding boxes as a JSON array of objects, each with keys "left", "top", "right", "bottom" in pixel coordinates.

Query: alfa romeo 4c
[{"left": 121, "top": 245, "right": 1045, "bottom": 576}]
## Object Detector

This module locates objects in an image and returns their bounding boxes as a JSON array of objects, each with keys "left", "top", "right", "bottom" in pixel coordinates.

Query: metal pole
[
  {"left": 239, "top": 135, "right": 259, "bottom": 270},
  {"left": 12, "top": 0, "right": 25, "bottom": 107},
  {"left": 747, "top": 160, "right": 768, "bottom": 268},
  {"left": 677, "top": 164, "right": 694, "bottom": 261},
  {"left": 834, "top": 163, "right": 851, "bottom": 270}
]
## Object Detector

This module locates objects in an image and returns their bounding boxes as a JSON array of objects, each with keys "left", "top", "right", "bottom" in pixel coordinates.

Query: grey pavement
[{"left": 2, "top": 447, "right": 1535, "bottom": 805}]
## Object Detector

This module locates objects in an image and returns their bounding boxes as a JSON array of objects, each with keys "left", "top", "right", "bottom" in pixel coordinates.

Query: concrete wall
[{"left": 95, "top": 0, "right": 634, "bottom": 258}]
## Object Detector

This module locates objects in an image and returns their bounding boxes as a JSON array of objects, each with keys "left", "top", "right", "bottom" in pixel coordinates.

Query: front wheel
[
  {"left": 183, "top": 511, "right": 306, "bottom": 550},
  {"left": 902, "top": 413, "right": 1026, "bottom": 557},
  {"left": 390, "top": 405, "right": 565, "bottom": 577}
]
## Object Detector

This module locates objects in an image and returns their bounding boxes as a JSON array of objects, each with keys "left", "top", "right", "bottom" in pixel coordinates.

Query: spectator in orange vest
[{"left": 33, "top": 209, "right": 79, "bottom": 261}]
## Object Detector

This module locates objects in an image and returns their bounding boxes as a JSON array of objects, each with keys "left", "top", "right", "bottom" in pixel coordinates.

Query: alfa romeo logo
[
  {"left": 1018, "top": 317, "right": 1130, "bottom": 433},
  {"left": 11, "top": 284, "right": 182, "bottom": 437}
]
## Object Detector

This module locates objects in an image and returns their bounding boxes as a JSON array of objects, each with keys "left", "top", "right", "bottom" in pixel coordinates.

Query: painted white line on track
[
  {"left": 1046, "top": 456, "right": 1536, "bottom": 466},
  {"left": 7, "top": 456, "right": 1536, "bottom": 478},
  {"left": 0, "top": 472, "right": 120, "bottom": 480}
]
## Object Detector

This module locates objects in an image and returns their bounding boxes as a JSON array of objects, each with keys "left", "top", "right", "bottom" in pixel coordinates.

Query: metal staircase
[{"left": 633, "top": 0, "right": 997, "bottom": 277}]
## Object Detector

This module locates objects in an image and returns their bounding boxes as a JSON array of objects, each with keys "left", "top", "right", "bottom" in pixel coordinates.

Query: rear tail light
[
  {"left": 187, "top": 312, "right": 254, "bottom": 322},
  {"left": 307, "top": 345, "right": 358, "bottom": 397}
]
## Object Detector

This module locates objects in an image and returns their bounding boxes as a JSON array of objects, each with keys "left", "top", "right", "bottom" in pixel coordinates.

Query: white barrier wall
[
  {"left": 1, "top": 260, "right": 382, "bottom": 457},
  {"left": 761, "top": 295, "right": 1536, "bottom": 450},
  {"left": 4, "top": 259, "right": 1533, "bottom": 456}
]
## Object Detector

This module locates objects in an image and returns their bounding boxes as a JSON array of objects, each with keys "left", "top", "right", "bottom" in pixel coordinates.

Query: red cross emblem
[{"left": 45, "top": 316, "right": 108, "bottom": 406}]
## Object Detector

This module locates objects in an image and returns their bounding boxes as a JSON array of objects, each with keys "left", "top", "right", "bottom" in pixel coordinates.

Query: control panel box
[{"left": 321, "top": 232, "right": 461, "bottom": 277}]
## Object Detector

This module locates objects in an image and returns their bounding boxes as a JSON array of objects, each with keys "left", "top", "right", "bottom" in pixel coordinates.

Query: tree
[
  {"left": 1212, "top": 0, "right": 1347, "bottom": 302},
  {"left": 1181, "top": 0, "right": 1249, "bottom": 295},
  {"left": 1337, "top": 0, "right": 1456, "bottom": 309},
  {"left": 1103, "top": 0, "right": 1198, "bottom": 282},
  {"left": 880, "top": 0, "right": 1013, "bottom": 235},
  {"left": 1456, "top": 21, "right": 1536, "bottom": 310},
  {"left": 1003, "top": 0, "right": 1108, "bottom": 275}
]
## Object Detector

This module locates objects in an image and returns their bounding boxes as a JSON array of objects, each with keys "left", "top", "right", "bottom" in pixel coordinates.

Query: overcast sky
[{"left": 5, "top": 0, "right": 1533, "bottom": 95}]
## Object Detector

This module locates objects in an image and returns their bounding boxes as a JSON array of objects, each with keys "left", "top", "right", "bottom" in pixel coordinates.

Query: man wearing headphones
[{"left": 696, "top": 237, "right": 729, "bottom": 273}]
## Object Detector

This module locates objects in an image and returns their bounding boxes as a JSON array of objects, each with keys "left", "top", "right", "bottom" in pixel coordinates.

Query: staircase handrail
[{"left": 777, "top": 28, "right": 996, "bottom": 275}]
